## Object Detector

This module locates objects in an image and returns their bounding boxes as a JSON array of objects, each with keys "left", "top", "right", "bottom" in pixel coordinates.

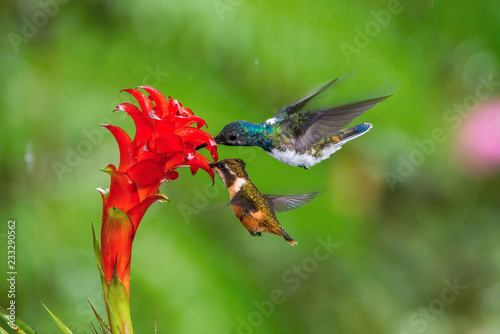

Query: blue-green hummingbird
[{"left": 209, "top": 78, "right": 389, "bottom": 168}]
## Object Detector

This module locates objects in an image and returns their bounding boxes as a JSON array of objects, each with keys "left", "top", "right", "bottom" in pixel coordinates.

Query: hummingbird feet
[{"left": 250, "top": 231, "right": 262, "bottom": 237}]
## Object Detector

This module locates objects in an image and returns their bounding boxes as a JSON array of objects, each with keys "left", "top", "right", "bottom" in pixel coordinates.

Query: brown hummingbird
[{"left": 210, "top": 158, "right": 318, "bottom": 246}]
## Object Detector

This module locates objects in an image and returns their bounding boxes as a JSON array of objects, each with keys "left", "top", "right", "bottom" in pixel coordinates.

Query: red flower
[{"left": 99, "top": 86, "right": 218, "bottom": 296}]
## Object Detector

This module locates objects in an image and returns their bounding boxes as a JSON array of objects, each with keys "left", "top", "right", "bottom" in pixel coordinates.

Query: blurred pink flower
[{"left": 456, "top": 100, "right": 500, "bottom": 175}]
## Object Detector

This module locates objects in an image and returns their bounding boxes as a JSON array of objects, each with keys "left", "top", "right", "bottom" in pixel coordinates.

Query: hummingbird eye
[
  {"left": 220, "top": 162, "right": 226, "bottom": 169},
  {"left": 229, "top": 133, "right": 238, "bottom": 141}
]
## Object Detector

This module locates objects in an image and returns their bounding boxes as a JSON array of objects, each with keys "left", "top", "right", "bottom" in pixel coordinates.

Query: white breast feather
[
  {"left": 231, "top": 177, "right": 247, "bottom": 193},
  {"left": 268, "top": 144, "right": 343, "bottom": 168},
  {"left": 268, "top": 126, "right": 372, "bottom": 167}
]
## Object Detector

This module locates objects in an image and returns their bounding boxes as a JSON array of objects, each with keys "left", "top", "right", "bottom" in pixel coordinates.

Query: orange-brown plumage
[{"left": 210, "top": 158, "right": 318, "bottom": 246}]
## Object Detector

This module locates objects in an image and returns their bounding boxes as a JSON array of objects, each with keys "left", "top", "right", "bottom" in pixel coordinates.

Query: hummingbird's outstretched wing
[
  {"left": 265, "top": 192, "right": 319, "bottom": 213},
  {"left": 288, "top": 96, "right": 389, "bottom": 154},
  {"left": 273, "top": 78, "right": 339, "bottom": 120}
]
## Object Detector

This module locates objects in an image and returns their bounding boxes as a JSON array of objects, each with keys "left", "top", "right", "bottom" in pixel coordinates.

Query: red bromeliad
[{"left": 95, "top": 86, "right": 217, "bottom": 333}]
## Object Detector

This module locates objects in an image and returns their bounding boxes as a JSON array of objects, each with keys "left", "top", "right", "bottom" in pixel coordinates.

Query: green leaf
[
  {"left": 0, "top": 306, "right": 36, "bottom": 334},
  {"left": 92, "top": 224, "right": 109, "bottom": 299},
  {"left": 41, "top": 302, "right": 73, "bottom": 334},
  {"left": 106, "top": 270, "right": 134, "bottom": 334},
  {"left": 92, "top": 224, "right": 104, "bottom": 276},
  {"left": 156, "top": 191, "right": 170, "bottom": 204},
  {"left": 87, "top": 299, "right": 110, "bottom": 333}
]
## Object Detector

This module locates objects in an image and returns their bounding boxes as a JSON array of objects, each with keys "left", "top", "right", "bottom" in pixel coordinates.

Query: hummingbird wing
[
  {"left": 287, "top": 96, "right": 389, "bottom": 154},
  {"left": 265, "top": 192, "right": 319, "bottom": 213},
  {"left": 230, "top": 192, "right": 259, "bottom": 213},
  {"left": 273, "top": 78, "right": 339, "bottom": 120}
]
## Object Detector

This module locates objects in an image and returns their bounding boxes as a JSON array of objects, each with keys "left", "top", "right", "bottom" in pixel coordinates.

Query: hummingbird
[
  {"left": 210, "top": 158, "right": 318, "bottom": 246},
  {"left": 209, "top": 78, "right": 389, "bottom": 169}
]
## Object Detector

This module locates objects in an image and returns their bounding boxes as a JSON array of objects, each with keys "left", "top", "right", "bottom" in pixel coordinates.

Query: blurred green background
[{"left": 2, "top": 0, "right": 500, "bottom": 333}]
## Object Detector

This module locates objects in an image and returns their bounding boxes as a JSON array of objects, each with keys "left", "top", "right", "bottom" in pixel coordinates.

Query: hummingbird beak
[
  {"left": 195, "top": 143, "right": 208, "bottom": 150},
  {"left": 214, "top": 133, "right": 223, "bottom": 144},
  {"left": 196, "top": 131, "right": 222, "bottom": 150}
]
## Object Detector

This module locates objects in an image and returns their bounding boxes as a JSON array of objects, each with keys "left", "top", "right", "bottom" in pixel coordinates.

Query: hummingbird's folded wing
[
  {"left": 230, "top": 192, "right": 259, "bottom": 213},
  {"left": 265, "top": 192, "right": 319, "bottom": 213},
  {"left": 289, "top": 96, "right": 389, "bottom": 154}
]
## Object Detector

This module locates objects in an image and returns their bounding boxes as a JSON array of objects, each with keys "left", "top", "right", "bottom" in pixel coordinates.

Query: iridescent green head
[
  {"left": 214, "top": 120, "right": 273, "bottom": 150},
  {"left": 214, "top": 121, "right": 255, "bottom": 146}
]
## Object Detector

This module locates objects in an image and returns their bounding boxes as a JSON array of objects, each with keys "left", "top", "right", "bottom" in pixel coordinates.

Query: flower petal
[
  {"left": 178, "top": 105, "right": 194, "bottom": 117},
  {"left": 127, "top": 192, "right": 169, "bottom": 232},
  {"left": 136, "top": 147, "right": 165, "bottom": 163},
  {"left": 101, "top": 124, "right": 135, "bottom": 172},
  {"left": 114, "top": 102, "right": 154, "bottom": 146},
  {"left": 174, "top": 115, "right": 207, "bottom": 129},
  {"left": 97, "top": 187, "right": 109, "bottom": 221},
  {"left": 209, "top": 143, "right": 219, "bottom": 162},
  {"left": 167, "top": 98, "right": 180, "bottom": 118},
  {"left": 190, "top": 165, "right": 199, "bottom": 175},
  {"left": 165, "top": 171, "right": 179, "bottom": 181},
  {"left": 154, "top": 118, "right": 175, "bottom": 134},
  {"left": 102, "top": 166, "right": 139, "bottom": 213},
  {"left": 183, "top": 143, "right": 196, "bottom": 162},
  {"left": 101, "top": 207, "right": 134, "bottom": 288},
  {"left": 186, "top": 153, "right": 214, "bottom": 183},
  {"left": 114, "top": 102, "right": 141, "bottom": 114},
  {"left": 126, "top": 159, "right": 164, "bottom": 200},
  {"left": 148, "top": 134, "right": 183, "bottom": 155},
  {"left": 137, "top": 86, "right": 171, "bottom": 119},
  {"left": 121, "top": 88, "right": 154, "bottom": 118},
  {"left": 175, "top": 127, "right": 213, "bottom": 147},
  {"left": 163, "top": 153, "right": 185, "bottom": 171},
  {"left": 175, "top": 127, "right": 218, "bottom": 161}
]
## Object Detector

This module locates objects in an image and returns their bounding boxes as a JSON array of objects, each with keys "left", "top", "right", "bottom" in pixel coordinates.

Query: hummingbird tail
[
  {"left": 335, "top": 122, "right": 372, "bottom": 144},
  {"left": 281, "top": 231, "right": 297, "bottom": 246}
]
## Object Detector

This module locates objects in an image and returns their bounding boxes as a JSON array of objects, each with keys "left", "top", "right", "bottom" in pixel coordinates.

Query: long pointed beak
[{"left": 195, "top": 143, "right": 208, "bottom": 150}]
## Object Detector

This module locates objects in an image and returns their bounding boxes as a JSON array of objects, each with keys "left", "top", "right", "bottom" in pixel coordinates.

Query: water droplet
[{"left": 24, "top": 141, "right": 34, "bottom": 174}]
